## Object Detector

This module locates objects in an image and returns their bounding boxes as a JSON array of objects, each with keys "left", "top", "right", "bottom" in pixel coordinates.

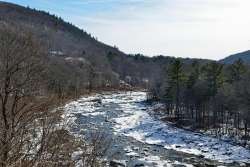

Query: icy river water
[{"left": 64, "top": 91, "right": 250, "bottom": 167}]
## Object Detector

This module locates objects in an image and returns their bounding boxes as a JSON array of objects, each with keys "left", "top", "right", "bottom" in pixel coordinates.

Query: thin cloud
[{"left": 76, "top": 0, "right": 250, "bottom": 59}]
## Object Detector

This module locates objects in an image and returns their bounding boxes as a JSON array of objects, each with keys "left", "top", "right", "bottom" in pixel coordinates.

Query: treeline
[
  {"left": 0, "top": 1, "right": 94, "bottom": 41},
  {"left": 148, "top": 58, "right": 250, "bottom": 140}
]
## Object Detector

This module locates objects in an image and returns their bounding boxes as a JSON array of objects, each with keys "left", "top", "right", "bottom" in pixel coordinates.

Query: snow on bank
[{"left": 111, "top": 92, "right": 250, "bottom": 164}]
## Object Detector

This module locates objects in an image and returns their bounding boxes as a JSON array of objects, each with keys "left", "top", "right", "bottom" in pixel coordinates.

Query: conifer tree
[{"left": 165, "top": 59, "right": 186, "bottom": 119}]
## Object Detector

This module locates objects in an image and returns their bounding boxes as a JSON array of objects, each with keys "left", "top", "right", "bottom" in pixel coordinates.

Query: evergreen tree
[
  {"left": 202, "top": 62, "right": 224, "bottom": 97},
  {"left": 202, "top": 62, "right": 224, "bottom": 127},
  {"left": 186, "top": 60, "right": 200, "bottom": 90},
  {"left": 237, "top": 72, "right": 250, "bottom": 136},
  {"left": 165, "top": 59, "right": 186, "bottom": 119},
  {"left": 184, "top": 60, "right": 201, "bottom": 119},
  {"left": 228, "top": 58, "right": 246, "bottom": 83}
]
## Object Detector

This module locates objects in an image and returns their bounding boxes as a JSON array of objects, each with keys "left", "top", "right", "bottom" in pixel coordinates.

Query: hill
[
  {"left": 0, "top": 1, "right": 210, "bottom": 94},
  {"left": 219, "top": 50, "right": 250, "bottom": 64}
]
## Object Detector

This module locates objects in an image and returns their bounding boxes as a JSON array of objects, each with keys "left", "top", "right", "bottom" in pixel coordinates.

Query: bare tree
[
  {"left": 0, "top": 24, "right": 43, "bottom": 166},
  {"left": 0, "top": 24, "right": 113, "bottom": 167},
  {"left": 78, "top": 131, "right": 112, "bottom": 167},
  {"left": 0, "top": 24, "right": 75, "bottom": 167}
]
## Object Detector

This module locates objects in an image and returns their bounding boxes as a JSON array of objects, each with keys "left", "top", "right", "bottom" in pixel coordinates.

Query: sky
[{"left": 3, "top": 0, "right": 250, "bottom": 60}]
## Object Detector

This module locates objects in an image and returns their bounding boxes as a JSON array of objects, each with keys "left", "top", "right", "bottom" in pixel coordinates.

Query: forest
[{"left": 148, "top": 58, "right": 250, "bottom": 142}]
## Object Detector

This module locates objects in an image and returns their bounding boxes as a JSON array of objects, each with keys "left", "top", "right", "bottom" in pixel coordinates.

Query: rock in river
[{"left": 110, "top": 160, "right": 126, "bottom": 167}]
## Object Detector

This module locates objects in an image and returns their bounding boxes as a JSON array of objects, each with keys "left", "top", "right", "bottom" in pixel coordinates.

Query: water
[{"left": 64, "top": 91, "right": 249, "bottom": 167}]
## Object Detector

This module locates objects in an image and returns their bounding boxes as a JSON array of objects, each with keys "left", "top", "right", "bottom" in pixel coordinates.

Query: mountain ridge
[
  {"left": 0, "top": 1, "right": 235, "bottom": 92},
  {"left": 219, "top": 50, "right": 250, "bottom": 64}
]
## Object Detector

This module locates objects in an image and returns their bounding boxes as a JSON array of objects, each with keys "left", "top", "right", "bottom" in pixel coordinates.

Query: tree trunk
[{"left": 244, "top": 121, "right": 248, "bottom": 137}]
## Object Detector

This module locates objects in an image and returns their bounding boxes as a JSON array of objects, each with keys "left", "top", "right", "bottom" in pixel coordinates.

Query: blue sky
[{"left": 3, "top": 0, "right": 250, "bottom": 60}]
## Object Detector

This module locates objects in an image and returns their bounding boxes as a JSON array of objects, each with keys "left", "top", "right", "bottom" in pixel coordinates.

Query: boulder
[
  {"left": 110, "top": 160, "right": 126, "bottom": 167},
  {"left": 134, "top": 163, "right": 145, "bottom": 167}
]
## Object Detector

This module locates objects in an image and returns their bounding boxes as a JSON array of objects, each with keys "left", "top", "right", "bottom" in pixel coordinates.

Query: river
[{"left": 64, "top": 91, "right": 250, "bottom": 167}]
